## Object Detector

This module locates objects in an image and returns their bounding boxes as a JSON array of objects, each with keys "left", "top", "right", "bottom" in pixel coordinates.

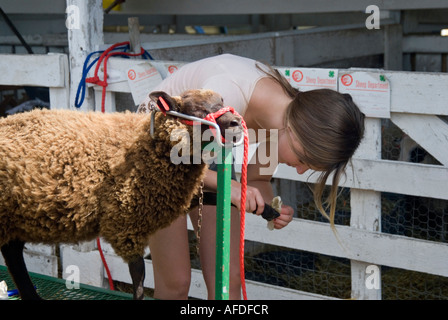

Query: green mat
[{"left": 0, "top": 265, "right": 133, "bottom": 300}]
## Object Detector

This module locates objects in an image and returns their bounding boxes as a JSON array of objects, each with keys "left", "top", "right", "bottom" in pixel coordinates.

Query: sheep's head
[{"left": 149, "top": 90, "right": 243, "bottom": 144}]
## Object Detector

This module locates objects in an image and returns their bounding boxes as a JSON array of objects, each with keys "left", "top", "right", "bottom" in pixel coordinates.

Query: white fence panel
[
  {"left": 390, "top": 113, "right": 448, "bottom": 166},
  {"left": 0, "top": 53, "right": 70, "bottom": 110},
  {"left": 0, "top": 52, "right": 70, "bottom": 277},
  {"left": 1, "top": 52, "right": 447, "bottom": 299},
  {"left": 275, "top": 160, "right": 448, "bottom": 201}
]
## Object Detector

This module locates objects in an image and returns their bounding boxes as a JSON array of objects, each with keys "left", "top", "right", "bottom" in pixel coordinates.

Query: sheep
[{"left": 0, "top": 89, "right": 243, "bottom": 300}]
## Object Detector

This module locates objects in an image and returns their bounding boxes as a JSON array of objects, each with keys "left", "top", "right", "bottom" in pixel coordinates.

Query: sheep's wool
[{"left": 0, "top": 109, "right": 206, "bottom": 262}]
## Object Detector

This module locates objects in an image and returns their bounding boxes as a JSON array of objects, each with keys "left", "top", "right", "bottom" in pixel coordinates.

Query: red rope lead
[
  {"left": 87, "top": 42, "right": 147, "bottom": 291},
  {"left": 196, "top": 106, "right": 250, "bottom": 300},
  {"left": 239, "top": 119, "right": 249, "bottom": 300},
  {"left": 97, "top": 238, "right": 115, "bottom": 291},
  {"left": 85, "top": 41, "right": 147, "bottom": 113}
]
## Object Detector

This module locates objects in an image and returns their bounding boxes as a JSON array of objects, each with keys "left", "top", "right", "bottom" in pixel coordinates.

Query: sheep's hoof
[{"left": 20, "top": 293, "right": 43, "bottom": 300}]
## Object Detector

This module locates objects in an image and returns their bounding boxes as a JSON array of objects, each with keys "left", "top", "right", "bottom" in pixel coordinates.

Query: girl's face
[{"left": 277, "top": 128, "right": 312, "bottom": 175}]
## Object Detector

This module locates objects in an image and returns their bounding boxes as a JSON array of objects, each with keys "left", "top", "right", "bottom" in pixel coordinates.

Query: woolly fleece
[{"left": 0, "top": 109, "right": 206, "bottom": 263}]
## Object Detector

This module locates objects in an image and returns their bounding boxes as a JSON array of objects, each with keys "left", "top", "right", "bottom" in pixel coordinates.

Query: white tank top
[{"left": 139, "top": 54, "right": 268, "bottom": 116}]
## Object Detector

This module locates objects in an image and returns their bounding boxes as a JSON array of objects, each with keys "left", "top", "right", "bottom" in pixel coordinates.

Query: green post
[{"left": 215, "top": 146, "right": 232, "bottom": 300}]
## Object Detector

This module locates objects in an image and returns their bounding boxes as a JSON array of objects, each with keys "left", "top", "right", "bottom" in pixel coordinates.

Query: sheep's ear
[{"left": 148, "top": 91, "right": 181, "bottom": 114}]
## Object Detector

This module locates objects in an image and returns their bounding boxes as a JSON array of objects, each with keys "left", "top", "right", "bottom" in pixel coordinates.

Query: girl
[{"left": 138, "top": 54, "right": 365, "bottom": 299}]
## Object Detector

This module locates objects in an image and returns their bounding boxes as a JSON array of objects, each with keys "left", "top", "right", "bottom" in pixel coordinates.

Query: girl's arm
[
  {"left": 246, "top": 141, "right": 294, "bottom": 229},
  {"left": 202, "top": 141, "right": 293, "bottom": 229},
  {"left": 202, "top": 168, "right": 265, "bottom": 215}
]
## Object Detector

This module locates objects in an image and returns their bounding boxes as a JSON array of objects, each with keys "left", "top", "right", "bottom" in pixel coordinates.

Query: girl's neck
[{"left": 246, "top": 77, "right": 293, "bottom": 132}]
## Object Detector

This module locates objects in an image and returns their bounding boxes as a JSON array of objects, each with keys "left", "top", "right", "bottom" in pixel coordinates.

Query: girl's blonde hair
[{"left": 257, "top": 63, "right": 365, "bottom": 228}]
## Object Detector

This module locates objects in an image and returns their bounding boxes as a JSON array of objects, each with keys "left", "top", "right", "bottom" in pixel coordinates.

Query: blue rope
[
  {"left": 74, "top": 50, "right": 102, "bottom": 109},
  {"left": 74, "top": 45, "right": 154, "bottom": 109}
]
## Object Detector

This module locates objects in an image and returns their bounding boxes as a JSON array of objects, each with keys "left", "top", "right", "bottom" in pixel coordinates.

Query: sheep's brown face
[{"left": 149, "top": 90, "right": 243, "bottom": 144}]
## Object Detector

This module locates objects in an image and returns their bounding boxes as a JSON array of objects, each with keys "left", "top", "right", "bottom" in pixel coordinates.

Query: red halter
[
  {"left": 184, "top": 106, "right": 237, "bottom": 144},
  {"left": 156, "top": 96, "right": 238, "bottom": 144}
]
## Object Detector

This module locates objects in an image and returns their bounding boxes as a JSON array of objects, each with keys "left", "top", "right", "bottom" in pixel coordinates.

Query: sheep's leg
[
  {"left": 128, "top": 257, "right": 145, "bottom": 300},
  {"left": 1, "top": 240, "right": 41, "bottom": 300}
]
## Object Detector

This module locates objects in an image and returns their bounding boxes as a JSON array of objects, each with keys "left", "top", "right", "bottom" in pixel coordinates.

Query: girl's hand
[
  {"left": 230, "top": 181, "right": 265, "bottom": 215},
  {"left": 230, "top": 180, "right": 294, "bottom": 230},
  {"left": 272, "top": 205, "right": 294, "bottom": 230}
]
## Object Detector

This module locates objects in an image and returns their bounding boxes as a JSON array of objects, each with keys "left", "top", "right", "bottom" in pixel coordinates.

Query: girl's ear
[{"left": 148, "top": 91, "right": 181, "bottom": 113}]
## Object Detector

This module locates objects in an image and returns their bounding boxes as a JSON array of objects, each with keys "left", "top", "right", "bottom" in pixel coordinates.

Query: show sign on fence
[{"left": 277, "top": 67, "right": 391, "bottom": 118}]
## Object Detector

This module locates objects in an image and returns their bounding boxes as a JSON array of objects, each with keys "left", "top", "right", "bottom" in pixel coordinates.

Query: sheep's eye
[{"left": 210, "top": 104, "right": 222, "bottom": 112}]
